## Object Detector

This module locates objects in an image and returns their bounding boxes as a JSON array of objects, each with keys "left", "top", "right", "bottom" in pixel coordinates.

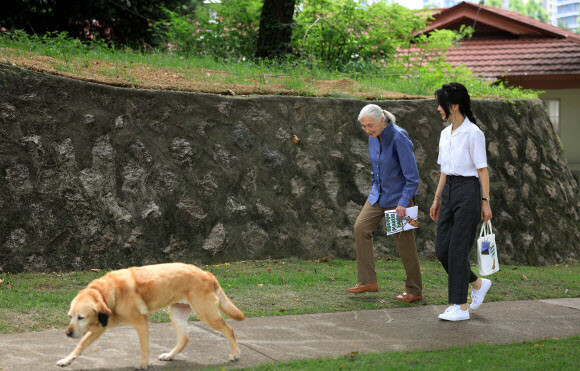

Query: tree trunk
[{"left": 255, "top": 0, "right": 297, "bottom": 59}]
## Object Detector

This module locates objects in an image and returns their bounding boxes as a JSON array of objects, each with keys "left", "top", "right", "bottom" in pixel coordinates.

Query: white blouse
[{"left": 437, "top": 117, "right": 487, "bottom": 177}]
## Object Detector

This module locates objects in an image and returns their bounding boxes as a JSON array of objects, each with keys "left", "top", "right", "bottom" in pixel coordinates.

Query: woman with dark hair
[{"left": 429, "top": 82, "right": 492, "bottom": 321}]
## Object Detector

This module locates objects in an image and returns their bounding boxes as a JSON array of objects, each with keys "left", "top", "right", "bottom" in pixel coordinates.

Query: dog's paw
[
  {"left": 134, "top": 362, "right": 149, "bottom": 370},
  {"left": 56, "top": 357, "right": 74, "bottom": 367},
  {"left": 229, "top": 353, "right": 240, "bottom": 362},
  {"left": 158, "top": 353, "right": 174, "bottom": 361}
]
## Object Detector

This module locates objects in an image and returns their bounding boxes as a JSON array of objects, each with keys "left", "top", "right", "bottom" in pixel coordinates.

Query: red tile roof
[
  {"left": 445, "top": 38, "right": 580, "bottom": 77},
  {"left": 404, "top": 1, "right": 580, "bottom": 79}
]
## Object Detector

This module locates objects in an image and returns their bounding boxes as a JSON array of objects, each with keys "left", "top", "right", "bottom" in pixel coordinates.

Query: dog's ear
[{"left": 98, "top": 311, "right": 110, "bottom": 327}]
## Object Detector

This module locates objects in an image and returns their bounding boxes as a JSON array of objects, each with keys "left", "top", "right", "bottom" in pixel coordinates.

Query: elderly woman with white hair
[{"left": 346, "top": 104, "right": 423, "bottom": 303}]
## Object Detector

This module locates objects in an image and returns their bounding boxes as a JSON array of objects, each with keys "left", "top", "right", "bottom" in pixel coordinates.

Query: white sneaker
[
  {"left": 438, "top": 305, "right": 470, "bottom": 321},
  {"left": 470, "top": 278, "right": 492, "bottom": 310}
]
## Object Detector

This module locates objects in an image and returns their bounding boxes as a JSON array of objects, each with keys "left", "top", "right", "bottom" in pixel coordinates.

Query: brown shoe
[
  {"left": 394, "top": 292, "right": 423, "bottom": 303},
  {"left": 346, "top": 283, "right": 379, "bottom": 293}
]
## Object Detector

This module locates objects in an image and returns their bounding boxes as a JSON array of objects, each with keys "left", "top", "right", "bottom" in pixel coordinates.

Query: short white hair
[{"left": 358, "top": 104, "right": 396, "bottom": 124}]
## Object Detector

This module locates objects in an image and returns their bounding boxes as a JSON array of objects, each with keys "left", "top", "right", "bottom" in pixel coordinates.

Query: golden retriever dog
[{"left": 56, "top": 262, "right": 245, "bottom": 369}]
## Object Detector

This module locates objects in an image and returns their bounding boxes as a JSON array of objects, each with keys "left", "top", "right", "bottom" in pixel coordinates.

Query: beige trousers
[{"left": 354, "top": 200, "right": 422, "bottom": 296}]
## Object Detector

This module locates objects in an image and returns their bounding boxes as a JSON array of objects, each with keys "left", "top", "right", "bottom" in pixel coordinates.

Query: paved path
[{"left": 0, "top": 298, "right": 578, "bottom": 370}]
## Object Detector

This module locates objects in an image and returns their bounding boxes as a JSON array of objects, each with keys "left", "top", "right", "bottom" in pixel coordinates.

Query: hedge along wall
[{"left": 0, "top": 64, "right": 578, "bottom": 272}]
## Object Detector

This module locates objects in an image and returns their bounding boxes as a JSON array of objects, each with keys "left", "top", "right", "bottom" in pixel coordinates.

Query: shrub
[
  {"left": 293, "top": 0, "right": 428, "bottom": 71},
  {"left": 153, "top": 0, "right": 261, "bottom": 58}
]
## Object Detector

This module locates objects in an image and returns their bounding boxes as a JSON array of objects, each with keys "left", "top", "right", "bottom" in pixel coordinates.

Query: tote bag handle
[
  {"left": 486, "top": 220, "right": 493, "bottom": 235},
  {"left": 479, "top": 220, "right": 493, "bottom": 238}
]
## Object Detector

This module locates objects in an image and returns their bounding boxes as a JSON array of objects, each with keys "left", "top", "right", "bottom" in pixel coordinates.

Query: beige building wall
[{"left": 540, "top": 89, "right": 580, "bottom": 182}]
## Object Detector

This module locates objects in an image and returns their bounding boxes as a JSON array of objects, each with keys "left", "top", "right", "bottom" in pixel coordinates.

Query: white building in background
[{"left": 545, "top": 0, "right": 580, "bottom": 31}]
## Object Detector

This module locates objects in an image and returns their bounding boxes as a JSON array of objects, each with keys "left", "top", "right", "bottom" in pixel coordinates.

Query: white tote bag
[{"left": 477, "top": 221, "right": 499, "bottom": 276}]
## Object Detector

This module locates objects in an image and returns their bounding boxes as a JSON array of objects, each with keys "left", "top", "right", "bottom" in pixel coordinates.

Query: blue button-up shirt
[{"left": 367, "top": 122, "right": 420, "bottom": 208}]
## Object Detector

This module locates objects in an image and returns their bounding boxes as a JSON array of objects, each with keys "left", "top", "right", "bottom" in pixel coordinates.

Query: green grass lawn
[
  {"left": 249, "top": 335, "right": 580, "bottom": 370},
  {"left": 0, "top": 259, "right": 578, "bottom": 334}
]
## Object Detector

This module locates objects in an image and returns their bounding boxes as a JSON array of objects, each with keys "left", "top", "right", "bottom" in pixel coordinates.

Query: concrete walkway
[{"left": 0, "top": 298, "right": 578, "bottom": 370}]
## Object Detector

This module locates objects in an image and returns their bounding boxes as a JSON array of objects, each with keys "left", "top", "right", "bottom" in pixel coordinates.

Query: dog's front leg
[
  {"left": 56, "top": 328, "right": 105, "bottom": 367},
  {"left": 133, "top": 316, "right": 150, "bottom": 369}
]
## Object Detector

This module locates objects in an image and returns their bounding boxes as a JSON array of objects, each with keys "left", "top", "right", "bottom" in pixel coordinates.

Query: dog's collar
[{"left": 92, "top": 288, "right": 107, "bottom": 307}]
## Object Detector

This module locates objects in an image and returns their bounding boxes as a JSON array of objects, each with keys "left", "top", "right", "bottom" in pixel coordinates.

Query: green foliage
[
  {"left": 293, "top": 0, "right": 427, "bottom": 70},
  {"left": 152, "top": 0, "right": 262, "bottom": 58},
  {"left": 152, "top": 0, "right": 476, "bottom": 77},
  {"left": 486, "top": 0, "right": 549, "bottom": 23},
  {"left": 0, "top": 0, "right": 198, "bottom": 46}
]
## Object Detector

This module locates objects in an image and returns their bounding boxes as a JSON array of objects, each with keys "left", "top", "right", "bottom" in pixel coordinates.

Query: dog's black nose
[{"left": 65, "top": 329, "right": 73, "bottom": 337}]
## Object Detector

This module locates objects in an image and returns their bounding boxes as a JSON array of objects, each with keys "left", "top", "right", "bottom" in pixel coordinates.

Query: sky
[{"left": 390, "top": 0, "right": 424, "bottom": 9}]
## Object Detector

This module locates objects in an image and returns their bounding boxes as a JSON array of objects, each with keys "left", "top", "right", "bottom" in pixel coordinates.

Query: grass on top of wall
[{"left": 0, "top": 30, "right": 539, "bottom": 100}]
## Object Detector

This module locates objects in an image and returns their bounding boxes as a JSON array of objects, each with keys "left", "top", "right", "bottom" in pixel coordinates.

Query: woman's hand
[
  {"left": 481, "top": 202, "right": 492, "bottom": 224},
  {"left": 396, "top": 205, "right": 406, "bottom": 219},
  {"left": 430, "top": 199, "right": 441, "bottom": 221}
]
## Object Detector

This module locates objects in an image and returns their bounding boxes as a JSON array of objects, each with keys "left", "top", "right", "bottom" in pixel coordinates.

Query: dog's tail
[{"left": 213, "top": 276, "right": 245, "bottom": 321}]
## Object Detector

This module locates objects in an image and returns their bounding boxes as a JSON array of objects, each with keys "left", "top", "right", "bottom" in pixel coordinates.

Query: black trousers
[{"left": 435, "top": 175, "right": 481, "bottom": 304}]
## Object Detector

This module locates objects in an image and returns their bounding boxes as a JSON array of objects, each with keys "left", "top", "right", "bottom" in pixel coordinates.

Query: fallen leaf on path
[
  {"left": 316, "top": 257, "right": 329, "bottom": 263},
  {"left": 90, "top": 268, "right": 100, "bottom": 272},
  {"left": 511, "top": 267, "right": 518, "bottom": 270}
]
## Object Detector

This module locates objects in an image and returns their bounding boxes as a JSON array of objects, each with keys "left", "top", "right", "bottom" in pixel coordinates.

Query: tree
[
  {"left": 255, "top": 0, "right": 297, "bottom": 59},
  {"left": 0, "top": 0, "right": 198, "bottom": 46},
  {"left": 485, "top": 0, "right": 549, "bottom": 23}
]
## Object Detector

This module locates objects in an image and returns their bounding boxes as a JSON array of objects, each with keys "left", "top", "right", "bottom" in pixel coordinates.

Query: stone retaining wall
[{"left": 0, "top": 65, "right": 578, "bottom": 272}]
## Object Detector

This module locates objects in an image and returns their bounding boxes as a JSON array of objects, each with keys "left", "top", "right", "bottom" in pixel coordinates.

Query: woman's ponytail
[
  {"left": 383, "top": 110, "right": 396, "bottom": 124},
  {"left": 464, "top": 107, "right": 477, "bottom": 125}
]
